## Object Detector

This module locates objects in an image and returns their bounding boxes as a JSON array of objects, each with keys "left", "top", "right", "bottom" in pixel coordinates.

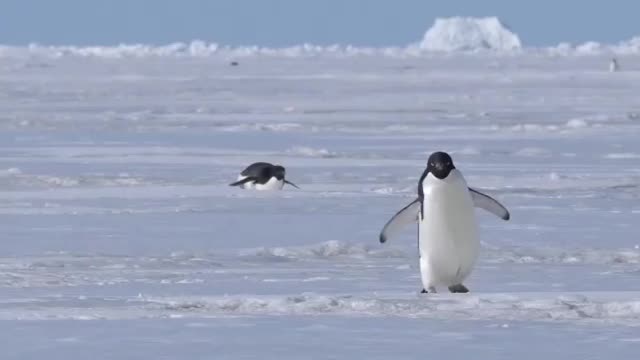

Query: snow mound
[
  {"left": 512, "top": 147, "right": 552, "bottom": 158},
  {"left": 605, "top": 153, "right": 640, "bottom": 159},
  {"left": 287, "top": 146, "right": 337, "bottom": 158},
  {"left": 548, "top": 36, "right": 640, "bottom": 55},
  {"left": 0, "top": 167, "right": 22, "bottom": 176},
  {"left": 419, "top": 17, "right": 522, "bottom": 52},
  {"left": 581, "top": 37, "right": 640, "bottom": 54},
  {"left": 151, "top": 293, "right": 640, "bottom": 323},
  {"left": 6, "top": 293, "right": 640, "bottom": 323},
  {"left": 485, "top": 247, "right": 640, "bottom": 265},
  {"left": 566, "top": 118, "right": 589, "bottom": 129},
  {"left": 616, "top": 36, "right": 640, "bottom": 53},
  {"left": 0, "top": 42, "right": 401, "bottom": 59},
  {"left": 240, "top": 241, "right": 640, "bottom": 265},
  {"left": 240, "top": 240, "right": 407, "bottom": 260}
]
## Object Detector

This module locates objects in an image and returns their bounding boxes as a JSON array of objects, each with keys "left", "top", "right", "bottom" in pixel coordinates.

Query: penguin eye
[
  {"left": 446, "top": 162, "right": 451, "bottom": 166},
  {"left": 430, "top": 163, "right": 435, "bottom": 166}
]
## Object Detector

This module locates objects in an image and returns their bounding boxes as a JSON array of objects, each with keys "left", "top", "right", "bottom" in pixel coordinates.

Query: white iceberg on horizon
[{"left": 419, "top": 17, "right": 522, "bottom": 52}]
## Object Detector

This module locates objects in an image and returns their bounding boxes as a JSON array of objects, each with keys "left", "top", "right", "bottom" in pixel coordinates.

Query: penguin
[
  {"left": 229, "top": 162, "right": 300, "bottom": 190},
  {"left": 609, "top": 58, "right": 619, "bottom": 72},
  {"left": 379, "top": 151, "right": 509, "bottom": 293}
]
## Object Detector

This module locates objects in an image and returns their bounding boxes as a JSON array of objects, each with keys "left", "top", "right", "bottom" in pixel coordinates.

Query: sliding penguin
[
  {"left": 379, "top": 151, "right": 509, "bottom": 293},
  {"left": 229, "top": 162, "right": 300, "bottom": 190}
]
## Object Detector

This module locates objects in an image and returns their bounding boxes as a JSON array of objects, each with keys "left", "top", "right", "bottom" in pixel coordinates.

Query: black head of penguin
[
  {"left": 426, "top": 151, "right": 455, "bottom": 180},
  {"left": 272, "top": 165, "right": 286, "bottom": 180}
]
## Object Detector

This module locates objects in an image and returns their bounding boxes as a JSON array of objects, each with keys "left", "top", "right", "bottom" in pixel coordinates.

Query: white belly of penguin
[
  {"left": 236, "top": 175, "right": 284, "bottom": 190},
  {"left": 256, "top": 177, "right": 284, "bottom": 190},
  {"left": 419, "top": 171, "right": 479, "bottom": 289}
]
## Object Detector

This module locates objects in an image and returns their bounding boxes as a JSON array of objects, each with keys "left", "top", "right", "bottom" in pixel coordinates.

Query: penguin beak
[{"left": 284, "top": 180, "right": 300, "bottom": 189}]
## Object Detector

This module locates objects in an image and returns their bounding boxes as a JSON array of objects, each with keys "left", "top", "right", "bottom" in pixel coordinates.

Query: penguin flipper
[
  {"left": 379, "top": 199, "right": 421, "bottom": 243},
  {"left": 469, "top": 188, "right": 510, "bottom": 221},
  {"left": 284, "top": 180, "right": 300, "bottom": 189},
  {"left": 229, "top": 177, "right": 257, "bottom": 187}
]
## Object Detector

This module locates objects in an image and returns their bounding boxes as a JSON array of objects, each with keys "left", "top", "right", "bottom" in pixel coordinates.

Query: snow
[
  {"left": 2, "top": 48, "right": 640, "bottom": 359},
  {"left": 419, "top": 17, "right": 522, "bottom": 52},
  {"left": 566, "top": 118, "right": 589, "bottom": 129}
]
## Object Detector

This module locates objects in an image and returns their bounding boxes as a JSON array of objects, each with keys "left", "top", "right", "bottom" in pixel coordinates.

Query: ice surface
[{"left": 1, "top": 49, "right": 640, "bottom": 359}]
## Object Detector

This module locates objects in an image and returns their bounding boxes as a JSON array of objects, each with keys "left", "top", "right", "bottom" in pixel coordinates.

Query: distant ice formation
[
  {"left": 550, "top": 36, "right": 640, "bottom": 55},
  {"left": 2, "top": 17, "right": 640, "bottom": 58},
  {"left": 618, "top": 36, "right": 640, "bottom": 53},
  {"left": 419, "top": 17, "right": 522, "bottom": 52}
]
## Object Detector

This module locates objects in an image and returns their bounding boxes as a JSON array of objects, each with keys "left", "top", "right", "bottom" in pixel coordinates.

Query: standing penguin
[
  {"left": 379, "top": 152, "right": 509, "bottom": 293},
  {"left": 609, "top": 58, "right": 619, "bottom": 72},
  {"left": 229, "top": 162, "right": 300, "bottom": 190}
]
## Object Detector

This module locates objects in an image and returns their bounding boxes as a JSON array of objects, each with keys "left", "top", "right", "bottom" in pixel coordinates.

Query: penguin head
[
  {"left": 272, "top": 165, "right": 286, "bottom": 180},
  {"left": 426, "top": 151, "right": 455, "bottom": 180},
  {"left": 273, "top": 165, "right": 300, "bottom": 189}
]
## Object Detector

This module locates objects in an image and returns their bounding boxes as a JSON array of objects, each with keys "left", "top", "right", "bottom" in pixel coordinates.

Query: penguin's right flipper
[
  {"left": 229, "top": 177, "right": 257, "bottom": 187},
  {"left": 469, "top": 188, "right": 510, "bottom": 220},
  {"left": 284, "top": 180, "right": 300, "bottom": 189},
  {"left": 379, "top": 199, "right": 421, "bottom": 243}
]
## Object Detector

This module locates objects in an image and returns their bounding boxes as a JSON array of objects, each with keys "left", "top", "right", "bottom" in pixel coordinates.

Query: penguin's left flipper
[
  {"left": 469, "top": 188, "right": 510, "bottom": 221},
  {"left": 379, "top": 199, "right": 421, "bottom": 243},
  {"left": 229, "top": 177, "right": 257, "bottom": 187},
  {"left": 448, "top": 284, "right": 469, "bottom": 293}
]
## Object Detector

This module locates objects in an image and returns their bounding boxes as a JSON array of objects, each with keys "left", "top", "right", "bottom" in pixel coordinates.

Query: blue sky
[{"left": 0, "top": 0, "right": 637, "bottom": 46}]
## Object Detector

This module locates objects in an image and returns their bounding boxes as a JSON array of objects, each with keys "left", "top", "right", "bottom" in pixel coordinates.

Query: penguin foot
[
  {"left": 421, "top": 286, "right": 437, "bottom": 294},
  {"left": 448, "top": 284, "right": 469, "bottom": 293}
]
